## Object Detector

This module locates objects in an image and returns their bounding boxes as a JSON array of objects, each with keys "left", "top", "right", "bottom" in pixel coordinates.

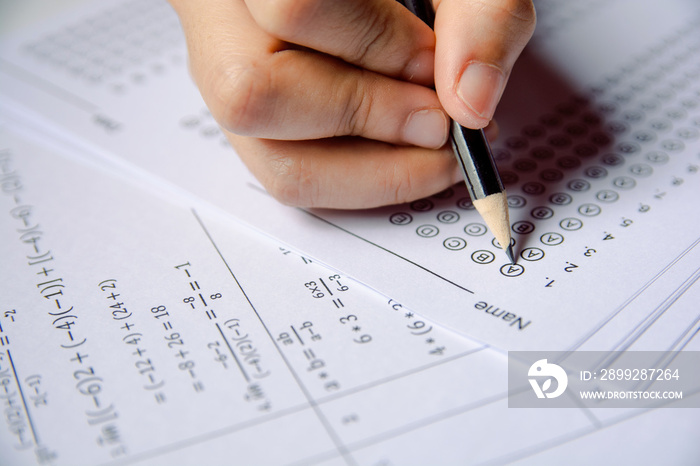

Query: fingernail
[
  {"left": 403, "top": 48, "right": 435, "bottom": 85},
  {"left": 457, "top": 62, "right": 505, "bottom": 120},
  {"left": 403, "top": 108, "right": 449, "bottom": 149}
]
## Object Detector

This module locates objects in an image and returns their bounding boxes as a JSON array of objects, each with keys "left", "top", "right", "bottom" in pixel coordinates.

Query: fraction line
[{"left": 7, "top": 349, "right": 40, "bottom": 445}]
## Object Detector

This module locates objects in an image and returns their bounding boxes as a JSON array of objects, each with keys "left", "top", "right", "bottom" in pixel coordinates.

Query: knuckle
[
  {"left": 253, "top": 0, "right": 317, "bottom": 39},
  {"left": 338, "top": 75, "right": 374, "bottom": 137},
  {"left": 471, "top": 0, "right": 536, "bottom": 61},
  {"left": 383, "top": 156, "right": 415, "bottom": 204},
  {"left": 207, "top": 60, "right": 271, "bottom": 136},
  {"left": 346, "top": 8, "right": 392, "bottom": 66},
  {"left": 264, "top": 154, "right": 315, "bottom": 207},
  {"left": 491, "top": 0, "right": 537, "bottom": 31},
  {"left": 507, "top": 0, "right": 537, "bottom": 25}
]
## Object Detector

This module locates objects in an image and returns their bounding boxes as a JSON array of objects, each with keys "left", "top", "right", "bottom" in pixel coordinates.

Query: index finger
[{"left": 244, "top": 0, "right": 437, "bottom": 85}]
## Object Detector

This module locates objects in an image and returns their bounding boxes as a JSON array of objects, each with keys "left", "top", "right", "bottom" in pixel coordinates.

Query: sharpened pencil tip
[{"left": 506, "top": 244, "right": 516, "bottom": 264}]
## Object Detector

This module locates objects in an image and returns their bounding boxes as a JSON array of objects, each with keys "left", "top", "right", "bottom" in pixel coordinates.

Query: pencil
[{"left": 402, "top": 0, "right": 515, "bottom": 264}]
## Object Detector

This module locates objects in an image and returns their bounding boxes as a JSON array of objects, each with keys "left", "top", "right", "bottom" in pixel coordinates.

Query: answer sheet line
[
  {"left": 480, "top": 388, "right": 700, "bottom": 466},
  {"left": 301, "top": 209, "right": 475, "bottom": 295},
  {"left": 565, "top": 236, "right": 700, "bottom": 355},
  {"left": 611, "top": 265, "right": 700, "bottom": 354}
]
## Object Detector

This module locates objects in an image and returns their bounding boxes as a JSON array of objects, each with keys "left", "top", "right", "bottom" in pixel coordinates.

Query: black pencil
[{"left": 402, "top": 0, "right": 515, "bottom": 264}]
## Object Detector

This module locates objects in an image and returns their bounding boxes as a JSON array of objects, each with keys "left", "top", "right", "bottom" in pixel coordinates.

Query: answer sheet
[{"left": 1, "top": 0, "right": 700, "bottom": 464}]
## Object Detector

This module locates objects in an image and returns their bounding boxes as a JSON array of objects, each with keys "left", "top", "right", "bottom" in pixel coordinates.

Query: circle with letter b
[
  {"left": 512, "top": 221, "right": 535, "bottom": 235},
  {"left": 471, "top": 250, "right": 495, "bottom": 264}
]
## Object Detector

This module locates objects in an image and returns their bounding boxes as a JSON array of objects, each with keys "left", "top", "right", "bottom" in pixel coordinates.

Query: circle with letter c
[{"left": 443, "top": 237, "right": 467, "bottom": 251}]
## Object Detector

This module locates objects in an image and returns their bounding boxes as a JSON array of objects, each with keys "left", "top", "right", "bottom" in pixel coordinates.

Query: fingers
[
  {"left": 227, "top": 133, "right": 462, "bottom": 209},
  {"left": 215, "top": 49, "right": 450, "bottom": 149},
  {"left": 243, "top": 0, "right": 437, "bottom": 85},
  {"left": 433, "top": 0, "right": 536, "bottom": 129},
  {"left": 171, "top": 0, "right": 449, "bottom": 149},
  {"left": 227, "top": 121, "right": 499, "bottom": 209},
  {"left": 169, "top": 0, "right": 521, "bottom": 209}
]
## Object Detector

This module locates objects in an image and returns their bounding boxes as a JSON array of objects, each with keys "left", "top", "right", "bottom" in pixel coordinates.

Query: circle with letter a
[{"left": 500, "top": 263, "right": 525, "bottom": 277}]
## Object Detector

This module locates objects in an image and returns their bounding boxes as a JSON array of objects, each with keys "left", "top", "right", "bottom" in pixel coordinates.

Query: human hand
[{"left": 169, "top": 0, "right": 536, "bottom": 208}]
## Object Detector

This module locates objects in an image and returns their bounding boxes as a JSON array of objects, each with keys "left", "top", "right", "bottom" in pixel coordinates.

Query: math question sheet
[
  {"left": 2, "top": 0, "right": 700, "bottom": 353},
  {"left": 1, "top": 0, "right": 700, "bottom": 464},
  {"left": 0, "top": 111, "right": 698, "bottom": 466}
]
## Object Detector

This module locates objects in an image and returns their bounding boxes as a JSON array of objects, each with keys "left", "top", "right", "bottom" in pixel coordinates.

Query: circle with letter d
[{"left": 416, "top": 224, "right": 439, "bottom": 238}]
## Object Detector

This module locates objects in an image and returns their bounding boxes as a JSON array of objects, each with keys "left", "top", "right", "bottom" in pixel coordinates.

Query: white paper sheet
[
  {"left": 1, "top": 0, "right": 700, "bottom": 463},
  {"left": 3, "top": 122, "right": 696, "bottom": 465},
  {"left": 2, "top": 0, "right": 699, "bottom": 352}
]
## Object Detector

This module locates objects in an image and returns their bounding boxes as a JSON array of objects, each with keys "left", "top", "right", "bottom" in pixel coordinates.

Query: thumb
[{"left": 433, "top": 0, "right": 536, "bottom": 129}]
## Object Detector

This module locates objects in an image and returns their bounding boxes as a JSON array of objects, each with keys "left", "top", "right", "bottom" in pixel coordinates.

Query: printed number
[
  {"left": 620, "top": 218, "right": 634, "bottom": 227},
  {"left": 99, "top": 280, "right": 117, "bottom": 291},
  {"left": 179, "top": 361, "right": 195, "bottom": 371},
  {"left": 339, "top": 315, "right": 357, "bottom": 324},
  {"left": 165, "top": 333, "right": 183, "bottom": 347},
  {"left": 124, "top": 335, "right": 141, "bottom": 345}
]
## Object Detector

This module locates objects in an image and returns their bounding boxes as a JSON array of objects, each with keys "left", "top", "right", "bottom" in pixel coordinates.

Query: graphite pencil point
[{"left": 506, "top": 244, "right": 516, "bottom": 264}]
